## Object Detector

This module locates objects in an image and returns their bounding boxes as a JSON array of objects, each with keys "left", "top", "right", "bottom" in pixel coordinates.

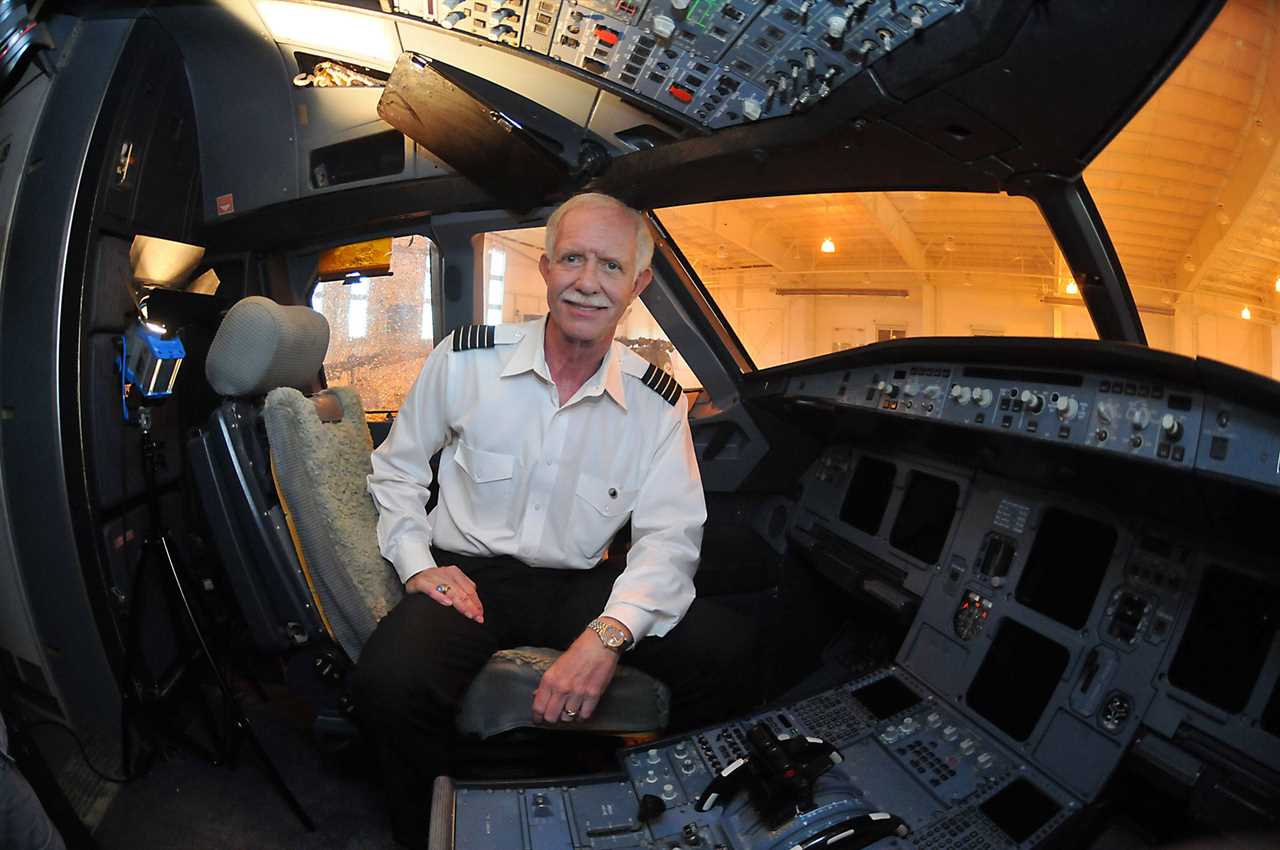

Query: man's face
[{"left": 540, "top": 205, "right": 652, "bottom": 346}]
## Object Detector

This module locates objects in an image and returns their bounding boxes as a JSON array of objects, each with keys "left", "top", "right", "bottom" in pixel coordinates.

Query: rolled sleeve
[{"left": 602, "top": 397, "right": 705, "bottom": 641}]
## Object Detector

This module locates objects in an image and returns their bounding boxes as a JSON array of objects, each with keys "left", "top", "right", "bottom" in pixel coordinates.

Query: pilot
[{"left": 355, "top": 192, "right": 752, "bottom": 846}]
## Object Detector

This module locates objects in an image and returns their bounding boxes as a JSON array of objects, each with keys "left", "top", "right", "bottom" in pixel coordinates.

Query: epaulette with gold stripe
[
  {"left": 640, "top": 363, "right": 682, "bottom": 406},
  {"left": 452, "top": 324, "right": 496, "bottom": 351}
]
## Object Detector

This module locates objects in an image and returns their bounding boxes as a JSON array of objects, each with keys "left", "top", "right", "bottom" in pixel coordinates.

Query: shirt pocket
[
  {"left": 453, "top": 440, "right": 515, "bottom": 484},
  {"left": 451, "top": 441, "right": 517, "bottom": 530},
  {"left": 572, "top": 473, "right": 636, "bottom": 560}
]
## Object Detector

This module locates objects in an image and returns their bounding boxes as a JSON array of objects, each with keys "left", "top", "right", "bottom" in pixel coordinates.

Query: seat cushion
[
  {"left": 457, "top": 647, "right": 670, "bottom": 739},
  {"left": 263, "top": 385, "right": 401, "bottom": 659}
]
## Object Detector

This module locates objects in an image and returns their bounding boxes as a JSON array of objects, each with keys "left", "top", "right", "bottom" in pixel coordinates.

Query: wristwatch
[{"left": 587, "top": 618, "right": 631, "bottom": 652}]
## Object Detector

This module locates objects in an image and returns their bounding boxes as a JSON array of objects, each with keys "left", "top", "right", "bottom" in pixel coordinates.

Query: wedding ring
[
  {"left": 435, "top": 583, "right": 450, "bottom": 595},
  {"left": 563, "top": 708, "right": 577, "bottom": 718}
]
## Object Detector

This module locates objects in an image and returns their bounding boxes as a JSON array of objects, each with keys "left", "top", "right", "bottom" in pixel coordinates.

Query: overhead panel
[{"left": 390, "top": 0, "right": 964, "bottom": 129}]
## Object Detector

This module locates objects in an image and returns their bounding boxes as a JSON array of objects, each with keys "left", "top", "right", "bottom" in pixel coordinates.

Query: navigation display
[{"left": 1016, "top": 508, "right": 1116, "bottom": 630}]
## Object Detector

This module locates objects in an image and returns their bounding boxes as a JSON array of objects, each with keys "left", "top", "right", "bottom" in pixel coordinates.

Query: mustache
[{"left": 561, "top": 294, "right": 610, "bottom": 308}]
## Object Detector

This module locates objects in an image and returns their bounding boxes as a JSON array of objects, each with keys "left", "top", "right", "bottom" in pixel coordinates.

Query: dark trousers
[{"left": 353, "top": 550, "right": 755, "bottom": 847}]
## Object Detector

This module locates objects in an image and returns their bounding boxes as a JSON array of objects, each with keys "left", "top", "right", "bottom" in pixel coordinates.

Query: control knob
[
  {"left": 742, "top": 97, "right": 763, "bottom": 121},
  {"left": 1020, "top": 390, "right": 1044, "bottom": 413},
  {"left": 974, "top": 388, "right": 994, "bottom": 407},
  {"left": 1128, "top": 406, "right": 1151, "bottom": 430},
  {"left": 652, "top": 14, "right": 676, "bottom": 38},
  {"left": 949, "top": 385, "right": 972, "bottom": 405},
  {"left": 671, "top": 0, "right": 690, "bottom": 18},
  {"left": 924, "top": 385, "right": 942, "bottom": 401},
  {"left": 440, "top": 0, "right": 464, "bottom": 7},
  {"left": 826, "top": 14, "right": 847, "bottom": 40},
  {"left": 902, "top": 380, "right": 921, "bottom": 398},
  {"left": 877, "top": 380, "right": 899, "bottom": 399},
  {"left": 1055, "top": 395, "right": 1079, "bottom": 421},
  {"left": 441, "top": 10, "right": 468, "bottom": 28},
  {"left": 1160, "top": 414, "right": 1182, "bottom": 442},
  {"left": 488, "top": 23, "right": 517, "bottom": 40},
  {"left": 1096, "top": 399, "right": 1117, "bottom": 425}
]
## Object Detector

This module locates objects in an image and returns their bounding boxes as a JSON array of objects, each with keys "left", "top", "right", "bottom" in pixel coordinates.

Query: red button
[
  {"left": 595, "top": 26, "right": 619, "bottom": 46},
  {"left": 668, "top": 84, "right": 694, "bottom": 103}
]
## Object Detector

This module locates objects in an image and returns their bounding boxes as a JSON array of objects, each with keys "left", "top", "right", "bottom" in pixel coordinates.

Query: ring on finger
[
  {"left": 563, "top": 708, "right": 577, "bottom": 718},
  {"left": 435, "top": 583, "right": 450, "bottom": 595}
]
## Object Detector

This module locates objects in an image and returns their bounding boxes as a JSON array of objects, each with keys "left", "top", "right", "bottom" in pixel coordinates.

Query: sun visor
[{"left": 377, "top": 52, "right": 571, "bottom": 212}]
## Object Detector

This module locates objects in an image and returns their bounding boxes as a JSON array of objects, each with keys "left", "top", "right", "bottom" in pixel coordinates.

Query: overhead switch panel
[{"left": 391, "top": 0, "right": 963, "bottom": 129}]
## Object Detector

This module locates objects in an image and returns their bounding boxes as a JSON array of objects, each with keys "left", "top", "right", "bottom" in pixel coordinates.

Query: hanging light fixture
[
  {"left": 820, "top": 237, "right": 836, "bottom": 254},
  {"left": 1065, "top": 280, "right": 1079, "bottom": 295},
  {"left": 1241, "top": 306, "right": 1252, "bottom": 320}
]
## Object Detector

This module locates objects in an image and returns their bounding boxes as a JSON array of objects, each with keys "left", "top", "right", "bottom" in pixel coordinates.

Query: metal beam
[
  {"left": 850, "top": 192, "right": 927, "bottom": 270},
  {"left": 678, "top": 204, "right": 805, "bottom": 272}
]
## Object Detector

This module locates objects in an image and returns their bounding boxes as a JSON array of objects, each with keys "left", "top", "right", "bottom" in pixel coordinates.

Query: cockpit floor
[{"left": 94, "top": 689, "right": 398, "bottom": 849}]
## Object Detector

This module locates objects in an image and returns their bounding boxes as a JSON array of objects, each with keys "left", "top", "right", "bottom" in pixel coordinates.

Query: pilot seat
[{"left": 187, "top": 295, "right": 671, "bottom": 753}]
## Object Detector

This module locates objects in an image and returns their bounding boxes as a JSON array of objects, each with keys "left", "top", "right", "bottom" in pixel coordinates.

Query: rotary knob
[
  {"left": 974, "top": 388, "right": 994, "bottom": 407},
  {"left": 902, "top": 381, "right": 921, "bottom": 398},
  {"left": 1129, "top": 406, "right": 1151, "bottom": 430},
  {"left": 1055, "top": 395, "right": 1079, "bottom": 421},
  {"left": 827, "top": 14, "right": 847, "bottom": 39},
  {"left": 1161, "top": 413, "right": 1182, "bottom": 442},
  {"left": 1020, "top": 390, "right": 1044, "bottom": 413},
  {"left": 877, "top": 380, "right": 899, "bottom": 398},
  {"left": 950, "top": 385, "right": 972, "bottom": 405},
  {"left": 924, "top": 385, "right": 942, "bottom": 401},
  {"left": 653, "top": 14, "right": 676, "bottom": 38},
  {"left": 742, "top": 97, "right": 763, "bottom": 121},
  {"left": 671, "top": 0, "right": 690, "bottom": 16},
  {"left": 441, "top": 10, "right": 468, "bottom": 27}
]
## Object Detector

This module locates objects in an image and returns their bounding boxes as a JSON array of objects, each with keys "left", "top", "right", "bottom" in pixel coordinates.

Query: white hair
[{"left": 543, "top": 193, "right": 654, "bottom": 279}]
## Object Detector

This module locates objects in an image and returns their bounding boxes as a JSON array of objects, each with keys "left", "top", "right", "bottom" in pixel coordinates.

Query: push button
[{"left": 1209, "top": 436, "right": 1229, "bottom": 460}]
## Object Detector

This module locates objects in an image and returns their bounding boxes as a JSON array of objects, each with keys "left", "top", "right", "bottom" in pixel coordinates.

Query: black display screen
[
  {"left": 851, "top": 676, "right": 921, "bottom": 721},
  {"left": 840, "top": 456, "right": 896, "bottom": 535},
  {"left": 888, "top": 472, "right": 959, "bottom": 565},
  {"left": 967, "top": 618, "right": 1069, "bottom": 741},
  {"left": 979, "top": 779, "right": 1061, "bottom": 842},
  {"left": 1169, "top": 565, "right": 1280, "bottom": 714},
  {"left": 1015, "top": 508, "right": 1116, "bottom": 630}
]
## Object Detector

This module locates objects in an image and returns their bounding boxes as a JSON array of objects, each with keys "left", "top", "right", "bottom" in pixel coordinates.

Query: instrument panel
[
  {"left": 390, "top": 0, "right": 964, "bottom": 128},
  {"left": 782, "top": 359, "right": 1280, "bottom": 494}
]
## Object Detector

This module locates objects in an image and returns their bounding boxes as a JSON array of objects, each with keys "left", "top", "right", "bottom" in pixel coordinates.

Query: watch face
[{"left": 591, "top": 620, "right": 625, "bottom": 649}]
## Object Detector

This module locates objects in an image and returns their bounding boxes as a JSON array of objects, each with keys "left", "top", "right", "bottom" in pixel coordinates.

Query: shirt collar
[{"left": 500, "top": 316, "right": 627, "bottom": 410}]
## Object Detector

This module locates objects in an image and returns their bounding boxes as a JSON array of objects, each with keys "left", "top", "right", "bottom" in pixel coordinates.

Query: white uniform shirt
[{"left": 367, "top": 317, "right": 706, "bottom": 641}]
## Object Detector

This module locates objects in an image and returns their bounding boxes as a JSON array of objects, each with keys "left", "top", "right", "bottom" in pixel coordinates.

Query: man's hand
[
  {"left": 532, "top": 630, "right": 620, "bottom": 725},
  {"left": 405, "top": 566, "right": 484, "bottom": 623}
]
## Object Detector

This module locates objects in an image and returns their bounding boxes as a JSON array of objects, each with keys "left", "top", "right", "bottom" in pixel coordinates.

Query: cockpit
[{"left": 0, "top": 1, "right": 1278, "bottom": 848}]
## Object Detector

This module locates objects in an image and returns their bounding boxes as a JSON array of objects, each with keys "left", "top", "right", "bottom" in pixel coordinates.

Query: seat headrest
[{"left": 206, "top": 296, "right": 330, "bottom": 397}]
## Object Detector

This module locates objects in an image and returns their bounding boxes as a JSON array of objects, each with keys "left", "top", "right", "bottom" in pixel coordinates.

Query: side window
[
  {"left": 482, "top": 228, "right": 700, "bottom": 390},
  {"left": 310, "top": 234, "right": 437, "bottom": 412}
]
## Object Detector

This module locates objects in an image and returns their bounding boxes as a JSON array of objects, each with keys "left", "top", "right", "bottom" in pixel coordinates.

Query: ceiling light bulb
[
  {"left": 1274, "top": 276, "right": 1280, "bottom": 292},
  {"left": 1065, "top": 280, "right": 1079, "bottom": 295},
  {"left": 1241, "top": 306, "right": 1252, "bottom": 320},
  {"left": 820, "top": 238, "right": 836, "bottom": 254}
]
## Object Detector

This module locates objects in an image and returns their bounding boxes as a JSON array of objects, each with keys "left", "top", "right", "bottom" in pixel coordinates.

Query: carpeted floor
[{"left": 92, "top": 690, "right": 400, "bottom": 850}]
